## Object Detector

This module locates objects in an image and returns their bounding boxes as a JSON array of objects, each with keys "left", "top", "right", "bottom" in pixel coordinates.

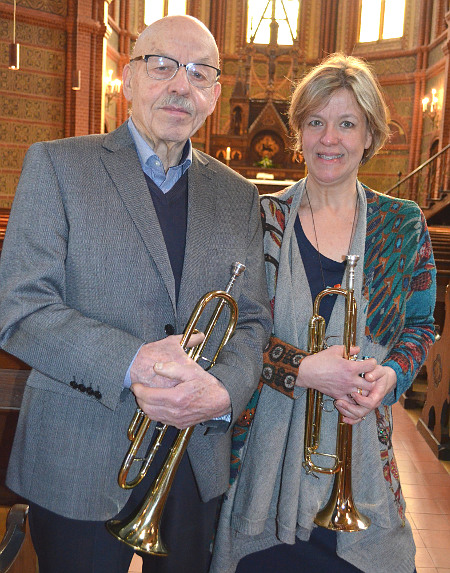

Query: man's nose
[{"left": 168, "top": 65, "right": 191, "bottom": 93}]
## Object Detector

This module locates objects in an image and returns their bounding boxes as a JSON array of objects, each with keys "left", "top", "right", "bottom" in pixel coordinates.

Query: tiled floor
[
  {"left": 392, "top": 402, "right": 450, "bottom": 573},
  {"left": 129, "top": 553, "right": 142, "bottom": 573},
  {"left": 128, "top": 402, "right": 450, "bottom": 573}
]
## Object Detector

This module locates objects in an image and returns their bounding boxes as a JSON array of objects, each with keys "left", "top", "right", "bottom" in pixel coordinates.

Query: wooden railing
[{"left": 385, "top": 143, "right": 450, "bottom": 212}]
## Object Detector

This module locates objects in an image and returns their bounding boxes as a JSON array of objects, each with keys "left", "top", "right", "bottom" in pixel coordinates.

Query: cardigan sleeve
[
  {"left": 260, "top": 335, "right": 309, "bottom": 398},
  {"left": 381, "top": 213, "right": 436, "bottom": 405}
]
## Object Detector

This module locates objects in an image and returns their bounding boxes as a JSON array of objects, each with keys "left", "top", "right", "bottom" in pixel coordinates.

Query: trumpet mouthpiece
[
  {"left": 224, "top": 262, "right": 246, "bottom": 294},
  {"left": 232, "top": 262, "right": 246, "bottom": 277},
  {"left": 346, "top": 254, "right": 359, "bottom": 266}
]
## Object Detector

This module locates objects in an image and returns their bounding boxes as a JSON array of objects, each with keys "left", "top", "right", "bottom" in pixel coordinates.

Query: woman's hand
[
  {"left": 296, "top": 345, "right": 377, "bottom": 400},
  {"left": 296, "top": 346, "right": 397, "bottom": 425},
  {"left": 335, "top": 365, "right": 397, "bottom": 425}
]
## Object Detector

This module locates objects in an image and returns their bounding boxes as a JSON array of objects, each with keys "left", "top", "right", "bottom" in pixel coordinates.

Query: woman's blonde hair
[{"left": 289, "top": 53, "right": 390, "bottom": 164}]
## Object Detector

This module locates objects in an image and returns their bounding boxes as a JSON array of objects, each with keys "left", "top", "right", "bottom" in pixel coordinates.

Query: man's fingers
[
  {"left": 153, "top": 360, "right": 200, "bottom": 382},
  {"left": 182, "top": 331, "right": 205, "bottom": 349}
]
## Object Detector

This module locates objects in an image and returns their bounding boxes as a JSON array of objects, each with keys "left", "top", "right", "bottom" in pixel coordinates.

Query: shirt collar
[{"left": 127, "top": 117, "right": 192, "bottom": 170}]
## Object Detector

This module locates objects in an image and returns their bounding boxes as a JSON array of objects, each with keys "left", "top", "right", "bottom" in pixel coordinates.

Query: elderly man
[{"left": 0, "top": 15, "right": 271, "bottom": 573}]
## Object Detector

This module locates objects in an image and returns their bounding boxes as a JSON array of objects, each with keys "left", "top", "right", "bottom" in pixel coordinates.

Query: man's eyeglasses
[{"left": 130, "top": 54, "right": 221, "bottom": 89}]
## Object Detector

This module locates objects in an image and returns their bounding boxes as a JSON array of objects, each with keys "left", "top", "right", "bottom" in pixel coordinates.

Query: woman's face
[{"left": 300, "top": 88, "right": 372, "bottom": 191}]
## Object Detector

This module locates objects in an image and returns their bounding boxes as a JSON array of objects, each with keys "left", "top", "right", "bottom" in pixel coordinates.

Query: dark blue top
[
  {"left": 145, "top": 170, "right": 188, "bottom": 303},
  {"left": 294, "top": 214, "right": 346, "bottom": 327}
]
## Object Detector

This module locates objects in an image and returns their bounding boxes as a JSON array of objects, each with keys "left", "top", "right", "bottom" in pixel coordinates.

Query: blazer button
[
  {"left": 94, "top": 390, "right": 102, "bottom": 400},
  {"left": 165, "top": 324, "right": 175, "bottom": 335}
]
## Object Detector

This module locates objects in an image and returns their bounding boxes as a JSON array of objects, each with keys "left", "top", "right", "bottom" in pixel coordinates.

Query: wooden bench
[
  {"left": 417, "top": 283, "right": 450, "bottom": 460},
  {"left": 0, "top": 505, "right": 29, "bottom": 573},
  {"left": 0, "top": 355, "right": 36, "bottom": 573}
]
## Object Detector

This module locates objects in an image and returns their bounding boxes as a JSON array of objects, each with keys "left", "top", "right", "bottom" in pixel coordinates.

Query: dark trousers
[
  {"left": 236, "top": 528, "right": 364, "bottom": 573},
  {"left": 236, "top": 528, "right": 418, "bottom": 573},
  {"left": 28, "top": 428, "right": 221, "bottom": 573}
]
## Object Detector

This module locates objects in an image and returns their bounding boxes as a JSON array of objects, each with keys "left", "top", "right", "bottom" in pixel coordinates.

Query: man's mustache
[{"left": 159, "top": 95, "right": 194, "bottom": 114}]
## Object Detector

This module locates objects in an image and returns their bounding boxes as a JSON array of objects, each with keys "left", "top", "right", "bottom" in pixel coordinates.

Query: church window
[
  {"left": 359, "top": 0, "right": 406, "bottom": 43},
  {"left": 145, "top": 0, "right": 187, "bottom": 26},
  {"left": 246, "top": 0, "right": 300, "bottom": 45}
]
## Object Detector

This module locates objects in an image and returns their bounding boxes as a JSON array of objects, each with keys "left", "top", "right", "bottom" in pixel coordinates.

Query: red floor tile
[
  {"left": 406, "top": 498, "right": 446, "bottom": 515},
  {"left": 410, "top": 513, "right": 450, "bottom": 531},
  {"left": 416, "top": 547, "right": 436, "bottom": 567},
  {"left": 428, "top": 547, "right": 450, "bottom": 568}
]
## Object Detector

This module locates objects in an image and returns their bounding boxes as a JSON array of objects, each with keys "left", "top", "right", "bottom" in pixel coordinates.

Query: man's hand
[
  {"left": 131, "top": 360, "right": 231, "bottom": 429},
  {"left": 130, "top": 333, "right": 205, "bottom": 387}
]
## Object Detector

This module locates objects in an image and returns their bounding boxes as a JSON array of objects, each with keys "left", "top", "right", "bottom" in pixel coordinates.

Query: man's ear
[
  {"left": 122, "top": 64, "right": 133, "bottom": 102},
  {"left": 208, "top": 82, "right": 222, "bottom": 116}
]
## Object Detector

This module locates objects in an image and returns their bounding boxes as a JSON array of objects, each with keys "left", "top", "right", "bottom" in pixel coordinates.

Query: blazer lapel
[
  {"left": 100, "top": 123, "right": 176, "bottom": 310},
  {"left": 178, "top": 151, "right": 218, "bottom": 319}
]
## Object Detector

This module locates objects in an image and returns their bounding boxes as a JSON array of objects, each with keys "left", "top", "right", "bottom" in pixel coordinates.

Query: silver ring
[{"left": 361, "top": 415, "right": 366, "bottom": 420}]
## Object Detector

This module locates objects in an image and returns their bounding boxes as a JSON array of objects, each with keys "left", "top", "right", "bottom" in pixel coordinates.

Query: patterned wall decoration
[
  {"left": 360, "top": 152, "right": 410, "bottom": 194},
  {"left": 371, "top": 56, "right": 417, "bottom": 76},
  {"left": 2, "top": 0, "right": 67, "bottom": 17},
  {"left": 223, "top": 60, "right": 239, "bottom": 77},
  {"left": 429, "top": 40, "right": 445, "bottom": 69},
  {"left": 0, "top": 10, "right": 66, "bottom": 207},
  {"left": 383, "top": 83, "right": 415, "bottom": 133}
]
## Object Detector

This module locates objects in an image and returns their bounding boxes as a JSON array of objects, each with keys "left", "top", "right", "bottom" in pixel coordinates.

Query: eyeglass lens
[{"left": 145, "top": 56, "right": 218, "bottom": 88}]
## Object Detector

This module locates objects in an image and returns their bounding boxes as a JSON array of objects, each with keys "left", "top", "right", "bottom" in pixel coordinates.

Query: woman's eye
[
  {"left": 341, "top": 120, "right": 354, "bottom": 128},
  {"left": 309, "top": 119, "right": 322, "bottom": 127}
]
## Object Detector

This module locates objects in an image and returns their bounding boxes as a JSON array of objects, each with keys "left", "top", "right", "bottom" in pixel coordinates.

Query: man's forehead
[{"left": 134, "top": 21, "right": 218, "bottom": 64}]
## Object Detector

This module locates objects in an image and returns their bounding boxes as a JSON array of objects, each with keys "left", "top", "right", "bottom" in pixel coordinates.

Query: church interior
[{"left": 0, "top": 0, "right": 449, "bottom": 571}]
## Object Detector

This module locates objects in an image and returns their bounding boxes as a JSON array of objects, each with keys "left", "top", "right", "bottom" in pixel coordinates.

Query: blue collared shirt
[{"left": 127, "top": 118, "right": 192, "bottom": 193}]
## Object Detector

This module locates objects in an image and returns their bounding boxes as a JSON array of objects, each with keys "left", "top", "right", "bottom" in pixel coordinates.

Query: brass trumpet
[
  {"left": 106, "top": 262, "right": 245, "bottom": 554},
  {"left": 303, "top": 254, "right": 370, "bottom": 532}
]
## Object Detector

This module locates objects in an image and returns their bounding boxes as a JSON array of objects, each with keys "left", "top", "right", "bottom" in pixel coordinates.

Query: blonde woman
[{"left": 211, "top": 53, "right": 435, "bottom": 573}]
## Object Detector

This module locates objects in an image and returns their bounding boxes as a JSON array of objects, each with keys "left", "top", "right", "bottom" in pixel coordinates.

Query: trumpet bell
[
  {"left": 106, "top": 510, "right": 168, "bottom": 556},
  {"left": 106, "top": 425, "right": 194, "bottom": 555},
  {"left": 314, "top": 449, "right": 370, "bottom": 531},
  {"left": 314, "top": 497, "right": 371, "bottom": 532}
]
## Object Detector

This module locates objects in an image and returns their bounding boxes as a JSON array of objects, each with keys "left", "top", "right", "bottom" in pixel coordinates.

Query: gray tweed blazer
[{"left": 0, "top": 122, "right": 272, "bottom": 520}]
